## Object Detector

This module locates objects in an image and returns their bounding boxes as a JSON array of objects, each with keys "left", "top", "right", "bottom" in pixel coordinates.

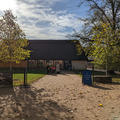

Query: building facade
[{"left": 28, "top": 40, "right": 88, "bottom": 70}]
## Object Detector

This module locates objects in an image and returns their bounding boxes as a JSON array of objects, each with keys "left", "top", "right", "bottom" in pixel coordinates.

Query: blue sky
[{"left": 0, "top": 0, "right": 89, "bottom": 39}]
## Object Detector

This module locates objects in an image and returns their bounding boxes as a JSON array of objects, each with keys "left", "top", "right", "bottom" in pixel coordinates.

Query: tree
[
  {"left": 69, "top": 0, "right": 120, "bottom": 72},
  {"left": 90, "top": 22, "right": 120, "bottom": 75},
  {"left": 78, "top": 0, "right": 120, "bottom": 30},
  {"left": 70, "top": 0, "right": 120, "bottom": 48},
  {"left": 0, "top": 10, "right": 30, "bottom": 71}
]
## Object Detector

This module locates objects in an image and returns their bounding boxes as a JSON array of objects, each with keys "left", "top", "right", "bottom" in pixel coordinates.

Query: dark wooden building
[{"left": 28, "top": 40, "right": 88, "bottom": 70}]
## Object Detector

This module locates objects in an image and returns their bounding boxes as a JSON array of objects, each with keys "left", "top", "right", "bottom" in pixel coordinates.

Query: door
[{"left": 64, "top": 60, "right": 72, "bottom": 70}]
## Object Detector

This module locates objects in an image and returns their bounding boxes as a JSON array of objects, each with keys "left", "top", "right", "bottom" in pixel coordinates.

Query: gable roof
[{"left": 28, "top": 40, "right": 88, "bottom": 60}]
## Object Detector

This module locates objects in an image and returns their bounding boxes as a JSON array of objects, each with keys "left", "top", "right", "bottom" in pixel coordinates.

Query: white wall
[{"left": 72, "top": 60, "right": 87, "bottom": 70}]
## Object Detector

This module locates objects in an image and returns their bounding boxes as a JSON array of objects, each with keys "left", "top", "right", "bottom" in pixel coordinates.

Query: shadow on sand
[
  {"left": 90, "top": 84, "right": 112, "bottom": 90},
  {"left": 0, "top": 86, "right": 74, "bottom": 120},
  {"left": 47, "top": 71, "right": 75, "bottom": 76},
  {"left": 90, "top": 82, "right": 120, "bottom": 90}
]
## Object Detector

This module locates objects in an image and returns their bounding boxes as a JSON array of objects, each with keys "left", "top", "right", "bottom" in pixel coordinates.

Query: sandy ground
[{"left": 0, "top": 72, "right": 120, "bottom": 120}]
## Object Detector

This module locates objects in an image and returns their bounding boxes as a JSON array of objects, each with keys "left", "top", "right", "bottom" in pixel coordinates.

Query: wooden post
[
  {"left": 26, "top": 65, "right": 27, "bottom": 85},
  {"left": 24, "top": 69, "right": 26, "bottom": 86},
  {"left": 10, "top": 62, "right": 13, "bottom": 86},
  {"left": 24, "top": 68, "right": 27, "bottom": 86},
  {"left": 9, "top": 63, "right": 13, "bottom": 87}
]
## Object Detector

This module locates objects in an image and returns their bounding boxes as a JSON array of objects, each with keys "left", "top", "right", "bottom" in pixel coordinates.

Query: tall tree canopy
[
  {"left": 0, "top": 10, "right": 30, "bottom": 64},
  {"left": 70, "top": 0, "right": 120, "bottom": 71},
  {"left": 90, "top": 22, "right": 120, "bottom": 70}
]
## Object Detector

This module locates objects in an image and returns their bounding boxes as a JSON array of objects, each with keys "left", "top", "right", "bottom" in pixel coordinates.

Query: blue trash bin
[{"left": 82, "top": 70, "right": 92, "bottom": 86}]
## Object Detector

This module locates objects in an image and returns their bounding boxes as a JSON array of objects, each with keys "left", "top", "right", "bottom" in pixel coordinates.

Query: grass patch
[
  {"left": 112, "top": 74, "right": 120, "bottom": 83},
  {"left": 13, "top": 69, "right": 46, "bottom": 86},
  {"left": 112, "top": 78, "right": 120, "bottom": 83}
]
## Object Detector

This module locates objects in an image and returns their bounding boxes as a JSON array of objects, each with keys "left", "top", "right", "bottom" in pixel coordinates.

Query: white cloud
[
  {"left": 0, "top": 0, "right": 18, "bottom": 11},
  {"left": 13, "top": 0, "right": 84, "bottom": 39}
]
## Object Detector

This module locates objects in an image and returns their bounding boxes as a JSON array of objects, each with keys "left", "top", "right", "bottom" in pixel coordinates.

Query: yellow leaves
[
  {"left": 0, "top": 38, "right": 31, "bottom": 63},
  {"left": 0, "top": 10, "right": 31, "bottom": 63},
  {"left": 15, "top": 61, "right": 20, "bottom": 64},
  {"left": 98, "top": 104, "right": 103, "bottom": 107},
  {"left": 90, "top": 22, "right": 114, "bottom": 65}
]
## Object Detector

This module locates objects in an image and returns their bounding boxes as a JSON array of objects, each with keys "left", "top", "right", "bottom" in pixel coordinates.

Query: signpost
[{"left": 82, "top": 70, "right": 92, "bottom": 86}]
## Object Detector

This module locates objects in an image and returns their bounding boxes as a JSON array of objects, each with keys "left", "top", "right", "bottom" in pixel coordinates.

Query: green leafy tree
[
  {"left": 69, "top": 0, "right": 120, "bottom": 72},
  {"left": 0, "top": 10, "right": 30, "bottom": 71},
  {"left": 90, "top": 22, "right": 120, "bottom": 75}
]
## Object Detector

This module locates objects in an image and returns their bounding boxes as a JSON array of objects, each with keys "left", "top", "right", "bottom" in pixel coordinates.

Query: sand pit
[{"left": 0, "top": 72, "right": 120, "bottom": 120}]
